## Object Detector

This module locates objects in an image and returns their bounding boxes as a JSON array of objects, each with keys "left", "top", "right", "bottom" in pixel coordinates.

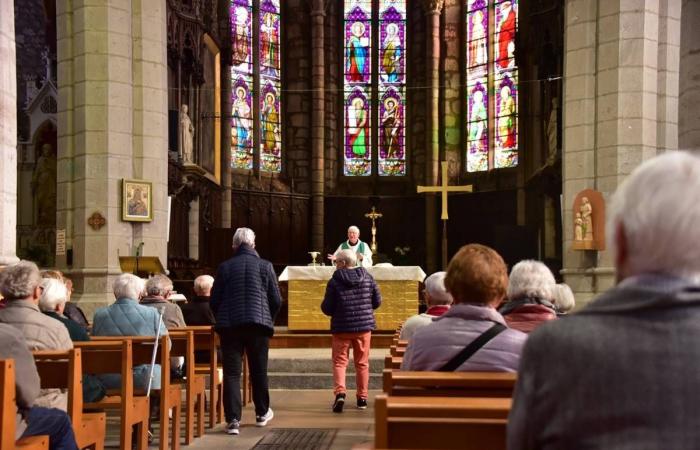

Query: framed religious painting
[{"left": 122, "top": 179, "right": 153, "bottom": 222}]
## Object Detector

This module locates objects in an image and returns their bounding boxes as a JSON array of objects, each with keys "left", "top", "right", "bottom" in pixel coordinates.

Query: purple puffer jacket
[{"left": 321, "top": 267, "right": 382, "bottom": 333}]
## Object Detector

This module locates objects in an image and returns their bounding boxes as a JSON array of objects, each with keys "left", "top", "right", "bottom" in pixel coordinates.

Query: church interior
[{"left": 1, "top": 0, "right": 699, "bottom": 448}]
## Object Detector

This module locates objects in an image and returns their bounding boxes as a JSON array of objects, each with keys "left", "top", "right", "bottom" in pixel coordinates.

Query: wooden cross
[
  {"left": 417, "top": 161, "right": 473, "bottom": 267},
  {"left": 364, "top": 206, "right": 383, "bottom": 254}
]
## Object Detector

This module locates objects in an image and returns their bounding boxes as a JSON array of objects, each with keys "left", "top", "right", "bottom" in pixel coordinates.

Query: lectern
[{"left": 119, "top": 256, "right": 166, "bottom": 278}]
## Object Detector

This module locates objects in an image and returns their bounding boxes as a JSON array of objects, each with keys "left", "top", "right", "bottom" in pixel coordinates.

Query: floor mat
[{"left": 251, "top": 428, "right": 338, "bottom": 450}]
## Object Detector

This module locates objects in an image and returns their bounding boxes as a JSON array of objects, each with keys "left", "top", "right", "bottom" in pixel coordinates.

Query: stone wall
[{"left": 679, "top": 0, "right": 700, "bottom": 149}]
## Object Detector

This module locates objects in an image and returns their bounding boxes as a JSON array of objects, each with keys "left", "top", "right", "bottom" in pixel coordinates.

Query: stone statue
[
  {"left": 574, "top": 212, "right": 583, "bottom": 241},
  {"left": 31, "top": 143, "right": 57, "bottom": 225},
  {"left": 179, "top": 104, "right": 194, "bottom": 163},
  {"left": 580, "top": 197, "right": 593, "bottom": 241}
]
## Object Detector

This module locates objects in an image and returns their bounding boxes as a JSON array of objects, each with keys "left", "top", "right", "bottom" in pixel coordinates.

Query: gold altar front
[{"left": 287, "top": 280, "right": 419, "bottom": 331}]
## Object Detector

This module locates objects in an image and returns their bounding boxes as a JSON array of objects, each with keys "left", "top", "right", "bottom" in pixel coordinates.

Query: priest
[{"left": 328, "top": 225, "right": 373, "bottom": 267}]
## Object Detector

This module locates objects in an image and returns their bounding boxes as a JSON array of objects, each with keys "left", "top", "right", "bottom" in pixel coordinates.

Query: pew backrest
[
  {"left": 32, "top": 349, "right": 82, "bottom": 424},
  {"left": 383, "top": 369, "right": 517, "bottom": 397}
]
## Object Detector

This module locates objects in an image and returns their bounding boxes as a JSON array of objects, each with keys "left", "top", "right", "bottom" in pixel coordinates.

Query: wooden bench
[
  {"left": 0, "top": 359, "right": 49, "bottom": 450},
  {"left": 383, "top": 369, "right": 517, "bottom": 397},
  {"left": 183, "top": 326, "right": 224, "bottom": 428},
  {"left": 168, "top": 330, "right": 206, "bottom": 444},
  {"left": 33, "top": 349, "right": 106, "bottom": 450},
  {"left": 384, "top": 355, "right": 402, "bottom": 370},
  {"left": 74, "top": 340, "right": 150, "bottom": 450},
  {"left": 374, "top": 394, "right": 510, "bottom": 449},
  {"left": 389, "top": 343, "right": 407, "bottom": 358}
]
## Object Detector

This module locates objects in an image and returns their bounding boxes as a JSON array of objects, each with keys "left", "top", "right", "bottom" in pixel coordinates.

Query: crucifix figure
[
  {"left": 417, "top": 161, "right": 473, "bottom": 268},
  {"left": 364, "top": 206, "right": 383, "bottom": 254}
]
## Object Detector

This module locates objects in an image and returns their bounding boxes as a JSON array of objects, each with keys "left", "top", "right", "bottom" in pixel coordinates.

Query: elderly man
[
  {"left": 328, "top": 225, "right": 373, "bottom": 267},
  {"left": 498, "top": 260, "right": 558, "bottom": 333},
  {"left": 141, "top": 274, "right": 186, "bottom": 329},
  {"left": 181, "top": 275, "right": 216, "bottom": 326},
  {"left": 508, "top": 151, "right": 700, "bottom": 449},
  {"left": 211, "top": 227, "right": 281, "bottom": 436},
  {"left": 0, "top": 261, "right": 73, "bottom": 411},
  {"left": 321, "top": 249, "right": 381, "bottom": 413},
  {"left": 39, "top": 278, "right": 89, "bottom": 341},
  {"left": 401, "top": 244, "right": 526, "bottom": 372},
  {"left": 399, "top": 271, "right": 452, "bottom": 340}
]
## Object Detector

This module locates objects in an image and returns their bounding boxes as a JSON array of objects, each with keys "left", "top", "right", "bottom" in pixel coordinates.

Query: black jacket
[
  {"left": 180, "top": 296, "right": 216, "bottom": 326},
  {"left": 321, "top": 267, "right": 381, "bottom": 333}
]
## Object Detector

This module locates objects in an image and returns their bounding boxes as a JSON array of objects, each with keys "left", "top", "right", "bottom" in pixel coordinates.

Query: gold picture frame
[{"left": 122, "top": 179, "right": 153, "bottom": 222}]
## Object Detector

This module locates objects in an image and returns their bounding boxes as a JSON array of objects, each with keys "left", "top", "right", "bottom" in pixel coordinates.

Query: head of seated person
[
  {"left": 552, "top": 283, "right": 575, "bottom": 315},
  {"left": 0, "top": 260, "right": 43, "bottom": 305},
  {"left": 193, "top": 275, "right": 214, "bottom": 299},
  {"left": 39, "top": 278, "right": 68, "bottom": 316},
  {"left": 143, "top": 274, "right": 173, "bottom": 302},
  {"left": 400, "top": 244, "right": 526, "bottom": 372},
  {"left": 499, "top": 260, "right": 557, "bottom": 333},
  {"left": 398, "top": 271, "right": 453, "bottom": 340}
]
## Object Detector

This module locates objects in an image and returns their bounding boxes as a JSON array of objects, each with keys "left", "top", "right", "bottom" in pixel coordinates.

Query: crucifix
[
  {"left": 417, "top": 161, "right": 473, "bottom": 268},
  {"left": 364, "top": 206, "right": 383, "bottom": 254}
]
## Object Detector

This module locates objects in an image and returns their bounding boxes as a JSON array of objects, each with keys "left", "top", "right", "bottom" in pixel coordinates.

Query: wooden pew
[
  {"left": 384, "top": 355, "right": 402, "bottom": 370},
  {"left": 382, "top": 369, "right": 516, "bottom": 397},
  {"left": 75, "top": 340, "right": 150, "bottom": 450},
  {"left": 374, "top": 394, "right": 510, "bottom": 449},
  {"left": 389, "top": 343, "right": 407, "bottom": 358},
  {"left": 185, "top": 326, "right": 224, "bottom": 428},
  {"left": 0, "top": 360, "right": 49, "bottom": 450},
  {"left": 168, "top": 330, "right": 206, "bottom": 444},
  {"left": 33, "top": 349, "right": 106, "bottom": 450}
]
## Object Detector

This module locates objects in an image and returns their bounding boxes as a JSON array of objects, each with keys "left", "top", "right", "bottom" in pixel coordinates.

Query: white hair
[
  {"left": 38, "top": 278, "right": 68, "bottom": 312},
  {"left": 113, "top": 273, "right": 146, "bottom": 301},
  {"left": 608, "top": 151, "right": 700, "bottom": 279},
  {"left": 424, "top": 271, "right": 453, "bottom": 306},
  {"left": 145, "top": 274, "right": 173, "bottom": 296},
  {"left": 0, "top": 260, "right": 42, "bottom": 300},
  {"left": 348, "top": 225, "right": 360, "bottom": 234},
  {"left": 335, "top": 249, "right": 357, "bottom": 267},
  {"left": 552, "top": 283, "right": 575, "bottom": 313},
  {"left": 193, "top": 275, "right": 214, "bottom": 295},
  {"left": 507, "top": 260, "right": 556, "bottom": 301},
  {"left": 232, "top": 227, "right": 256, "bottom": 249}
]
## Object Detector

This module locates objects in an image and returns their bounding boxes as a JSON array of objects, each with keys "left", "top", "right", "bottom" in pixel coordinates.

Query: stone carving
[
  {"left": 88, "top": 212, "right": 106, "bottom": 231},
  {"left": 179, "top": 104, "right": 194, "bottom": 164},
  {"left": 580, "top": 197, "right": 593, "bottom": 241},
  {"left": 574, "top": 213, "right": 583, "bottom": 241},
  {"left": 421, "top": 0, "right": 445, "bottom": 14},
  {"left": 31, "top": 143, "right": 57, "bottom": 225},
  {"left": 572, "top": 190, "right": 605, "bottom": 251}
]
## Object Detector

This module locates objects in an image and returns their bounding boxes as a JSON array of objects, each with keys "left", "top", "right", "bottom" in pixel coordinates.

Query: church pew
[
  {"left": 180, "top": 326, "right": 224, "bottom": 427},
  {"left": 374, "top": 394, "right": 510, "bottom": 449},
  {"left": 0, "top": 359, "right": 49, "bottom": 450},
  {"left": 382, "top": 369, "right": 517, "bottom": 397},
  {"left": 32, "top": 349, "right": 106, "bottom": 450},
  {"left": 168, "top": 330, "right": 206, "bottom": 444},
  {"left": 74, "top": 340, "right": 150, "bottom": 450},
  {"left": 384, "top": 355, "right": 402, "bottom": 370},
  {"left": 389, "top": 345, "right": 406, "bottom": 358}
]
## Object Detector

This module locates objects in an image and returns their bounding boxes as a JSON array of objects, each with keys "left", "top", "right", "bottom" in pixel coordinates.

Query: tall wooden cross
[
  {"left": 364, "top": 206, "right": 383, "bottom": 254},
  {"left": 417, "top": 161, "right": 473, "bottom": 268}
]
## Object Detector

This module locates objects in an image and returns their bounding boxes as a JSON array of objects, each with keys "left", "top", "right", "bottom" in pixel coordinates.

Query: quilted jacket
[
  {"left": 210, "top": 245, "right": 282, "bottom": 335},
  {"left": 321, "top": 267, "right": 382, "bottom": 333},
  {"left": 92, "top": 297, "right": 169, "bottom": 389}
]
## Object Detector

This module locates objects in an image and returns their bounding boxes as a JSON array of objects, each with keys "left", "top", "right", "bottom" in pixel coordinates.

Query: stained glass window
[
  {"left": 466, "top": 0, "right": 518, "bottom": 172},
  {"left": 229, "top": 0, "right": 282, "bottom": 173},
  {"left": 344, "top": 0, "right": 407, "bottom": 177}
]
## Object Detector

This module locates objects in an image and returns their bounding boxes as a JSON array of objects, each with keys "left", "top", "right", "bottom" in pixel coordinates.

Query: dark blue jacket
[
  {"left": 321, "top": 267, "right": 381, "bottom": 333},
  {"left": 210, "top": 244, "right": 281, "bottom": 335}
]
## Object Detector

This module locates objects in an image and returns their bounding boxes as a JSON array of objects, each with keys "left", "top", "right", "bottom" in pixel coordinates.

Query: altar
[{"left": 279, "top": 265, "right": 426, "bottom": 331}]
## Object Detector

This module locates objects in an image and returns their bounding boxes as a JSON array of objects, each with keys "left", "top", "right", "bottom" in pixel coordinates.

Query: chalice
[{"left": 308, "top": 251, "right": 320, "bottom": 266}]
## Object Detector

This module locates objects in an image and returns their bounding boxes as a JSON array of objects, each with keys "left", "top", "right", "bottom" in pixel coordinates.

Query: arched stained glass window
[
  {"left": 466, "top": 0, "right": 518, "bottom": 172},
  {"left": 230, "top": 0, "right": 282, "bottom": 173},
  {"left": 344, "top": 0, "right": 406, "bottom": 177}
]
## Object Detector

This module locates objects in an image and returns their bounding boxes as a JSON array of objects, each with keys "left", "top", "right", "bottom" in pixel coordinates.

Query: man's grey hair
[
  {"left": 38, "top": 278, "right": 68, "bottom": 312},
  {"left": 0, "top": 260, "right": 42, "bottom": 300},
  {"left": 146, "top": 274, "right": 174, "bottom": 297},
  {"left": 232, "top": 227, "right": 256, "bottom": 249},
  {"left": 193, "top": 275, "right": 214, "bottom": 296},
  {"left": 348, "top": 225, "right": 360, "bottom": 234},
  {"left": 335, "top": 249, "right": 357, "bottom": 268},
  {"left": 507, "top": 260, "right": 556, "bottom": 301},
  {"left": 608, "top": 151, "right": 700, "bottom": 279},
  {"left": 113, "top": 273, "right": 146, "bottom": 301},
  {"left": 552, "top": 283, "right": 575, "bottom": 313},
  {"left": 424, "top": 271, "right": 453, "bottom": 306}
]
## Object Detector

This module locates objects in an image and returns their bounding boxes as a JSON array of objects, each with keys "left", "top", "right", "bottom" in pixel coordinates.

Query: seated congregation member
[
  {"left": 141, "top": 274, "right": 186, "bottom": 329},
  {"left": 39, "top": 278, "right": 89, "bottom": 341},
  {"left": 498, "top": 260, "right": 558, "bottom": 333},
  {"left": 552, "top": 283, "right": 575, "bottom": 315},
  {"left": 180, "top": 275, "right": 216, "bottom": 326},
  {"left": 508, "top": 152, "right": 700, "bottom": 449},
  {"left": 0, "top": 261, "right": 72, "bottom": 410},
  {"left": 41, "top": 270, "right": 89, "bottom": 329},
  {"left": 321, "top": 250, "right": 381, "bottom": 413},
  {"left": 401, "top": 244, "right": 526, "bottom": 372},
  {"left": 399, "top": 271, "right": 452, "bottom": 340},
  {"left": 0, "top": 323, "right": 79, "bottom": 450}
]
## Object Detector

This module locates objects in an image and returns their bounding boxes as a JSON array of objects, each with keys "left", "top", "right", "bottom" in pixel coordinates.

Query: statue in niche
[
  {"left": 574, "top": 212, "right": 583, "bottom": 241},
  {"left": 179, "top": 104, "right": 194, "bottom": 164},
  {"left": 31, "top": 143, "right": 57, "bottom": 225},
  {"left": 580, "top": 197, "right": 594, "bottom": 241}
]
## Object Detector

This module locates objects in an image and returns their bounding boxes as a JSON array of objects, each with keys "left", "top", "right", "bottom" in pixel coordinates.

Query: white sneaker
[
  {"left": 225, "top": 420, "right": 240, "bottom": 435},
  {"left": 256, "top": 408, "right": 274, "bottom": 427}
]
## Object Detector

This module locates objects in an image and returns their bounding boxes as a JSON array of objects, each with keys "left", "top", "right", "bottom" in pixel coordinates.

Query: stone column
[
  {"left": 310, "top": 0, "right": 325, "bottom": 253},
  {"left": 561, "top": 0, "right": 682, "bottom": 306},
  {"left": 0, "top": 0, "right": 19, "bottom": 265},
  {"left": 680, "top": 0, "right": 700, "bottom": 149},
  {"left": 56, "top": 0, "right": 169, "bottom": 316},
  {"left": 422, "top": 0, "right": 443, "bottom": 272}
]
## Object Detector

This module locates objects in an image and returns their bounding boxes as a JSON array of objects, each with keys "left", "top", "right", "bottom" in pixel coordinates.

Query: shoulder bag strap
[{"left": 438, "top": 322, "right": 507, "bottom": 372}]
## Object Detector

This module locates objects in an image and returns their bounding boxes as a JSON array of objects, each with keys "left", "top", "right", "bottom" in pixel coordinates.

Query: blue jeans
[{"left": 22, "top": 407, "right": 78, "bottom": 450}]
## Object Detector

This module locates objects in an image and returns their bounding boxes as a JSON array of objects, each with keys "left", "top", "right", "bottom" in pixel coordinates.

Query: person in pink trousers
[{"left": 321, "top": 249, "right": 381, "bottom": 413}]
